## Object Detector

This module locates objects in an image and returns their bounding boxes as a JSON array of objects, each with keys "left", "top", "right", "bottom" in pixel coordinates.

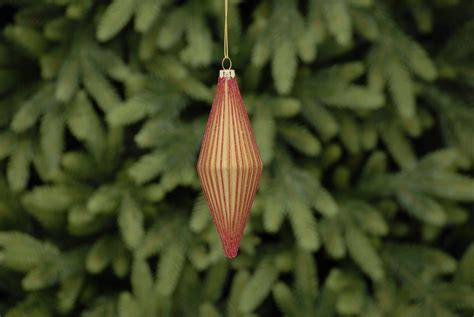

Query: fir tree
[{"left": 0, "top": 0, "right": 473, "bottom": 316}]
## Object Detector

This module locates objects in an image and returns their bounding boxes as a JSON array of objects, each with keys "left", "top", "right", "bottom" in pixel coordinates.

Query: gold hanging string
[{"left": 222, "top": 0, "right": 232, "bottom": 70}]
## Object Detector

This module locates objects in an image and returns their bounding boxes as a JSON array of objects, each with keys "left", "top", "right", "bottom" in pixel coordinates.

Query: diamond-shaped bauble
[{"left": 197, "top": 71, "right": 263, "bottom": 258}]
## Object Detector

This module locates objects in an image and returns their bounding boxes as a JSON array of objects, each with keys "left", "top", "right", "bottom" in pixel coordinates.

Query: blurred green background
[{"left": 0, "top": 0, "right": 473, "bottom": 316}]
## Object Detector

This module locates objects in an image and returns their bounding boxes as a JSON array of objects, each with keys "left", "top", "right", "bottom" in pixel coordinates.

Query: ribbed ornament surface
[{"left": 197, "top": 75, "right": 263, "bottom": 258}]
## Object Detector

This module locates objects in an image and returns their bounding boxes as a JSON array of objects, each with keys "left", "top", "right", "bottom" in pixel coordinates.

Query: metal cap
[{"left": 219, "top": 69, "right": 235, "bottom": 79}]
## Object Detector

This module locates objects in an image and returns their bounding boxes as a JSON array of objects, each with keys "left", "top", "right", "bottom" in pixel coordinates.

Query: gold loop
[
  {"left": 222, "top": 0, "right": 231, "bottom": 67},
  {"left": 221, "top": 57, "right": 232, "bottom": 70},
  {"left": 224, "top": 0, "right": 229, "bottom": 59}
]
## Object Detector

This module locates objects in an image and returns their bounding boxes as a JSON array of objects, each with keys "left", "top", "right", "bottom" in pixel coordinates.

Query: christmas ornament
[{"left": 197, "top": 0, "right": 263, "bottom": 258}]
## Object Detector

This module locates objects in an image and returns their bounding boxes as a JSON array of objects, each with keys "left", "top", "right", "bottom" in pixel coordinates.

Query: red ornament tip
[
  {"left": 223, "top": 242, "right": 239, "bottom": 259},
  {"left": 222, "top": 239, "right": 240, "bottom": 259}
]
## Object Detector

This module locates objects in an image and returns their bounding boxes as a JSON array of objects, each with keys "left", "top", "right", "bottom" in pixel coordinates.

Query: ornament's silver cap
[{"left": 220, "top": 69, "right": 235, "bottom": 79}]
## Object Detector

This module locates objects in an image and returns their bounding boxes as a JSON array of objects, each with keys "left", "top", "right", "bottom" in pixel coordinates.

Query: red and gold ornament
[{"left": 197, "top": 1, "right": 263, "bottom": 258}]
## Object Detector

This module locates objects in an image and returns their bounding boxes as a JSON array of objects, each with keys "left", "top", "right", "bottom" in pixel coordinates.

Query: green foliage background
[{"left": 0, "top": 0, "right": 474, "bottom": 316}]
